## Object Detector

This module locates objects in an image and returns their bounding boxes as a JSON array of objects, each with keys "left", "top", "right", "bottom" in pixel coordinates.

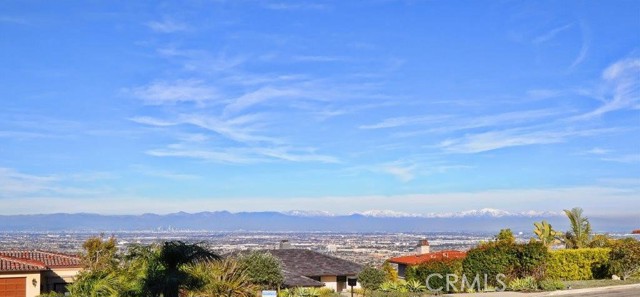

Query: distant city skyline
[{"left": 1, "top": 1, "right": 638, "bottom": 216}]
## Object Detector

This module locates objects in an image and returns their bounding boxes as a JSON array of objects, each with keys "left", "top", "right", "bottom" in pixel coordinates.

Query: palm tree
[
  {"left": 186, "top": 258, "right": 257, "bottom": 297},
  {"left": 143, "top": 241, "right": 221, "bottom": 297},
  {"left": 563, "top": 207, "right": 592, "bottom": 249},
  {"left": 533, "top": 221, "right": 562, "bottom": 248}
]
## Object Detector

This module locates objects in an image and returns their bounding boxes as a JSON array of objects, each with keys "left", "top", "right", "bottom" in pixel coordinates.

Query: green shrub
[
  {"left": 514, "top": 241, "right": 548, "bottom": 279},
  {"left": 462, "top": 241, "right": 548, "bottom": 288},
  {"left": 546, "top": 248, "right": 610, "bottom": 280},
  {"left": 358, "top": 265, "right": 386, "bottom": 291},
  {"left": 237, "top": 251, "right": 285, "bottom": 289},
  {"left": 538, "top": 279, "right": 565, "bottom": 291},
  {"left": 463, "top": 242, "right": 517, "bottom": 288},
  {"left": 609, "top": 238, "right": 640, "bottom": 280},
  {"left": 508, "top": 277, "right": 538, "bottom": 291},
  {"left": 405, "top": 258, "right": 463, "bottom": 293}
]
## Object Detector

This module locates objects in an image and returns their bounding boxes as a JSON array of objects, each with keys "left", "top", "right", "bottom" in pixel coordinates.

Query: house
[
  {"left": 387, "top": 239, "right": 466, "bottom": 278},
  {"left": 0, "top": 250, "right": 82, "bottom": 297},
  {"left": 233, "top": 242, "right": 363, "bottom": 292},
  {"left": 632, "top": 229, "right": 640, "bottom": 234}
]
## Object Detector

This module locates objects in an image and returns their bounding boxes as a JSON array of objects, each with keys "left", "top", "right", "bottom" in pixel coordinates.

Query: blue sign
[{"left": 262, "top": 290, "right": 277, "bottom": 297}]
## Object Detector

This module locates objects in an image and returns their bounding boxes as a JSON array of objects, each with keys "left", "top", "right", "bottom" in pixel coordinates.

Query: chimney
[
  {"left": 416, "top": 239, "right": 430, "bottom": 255},
  {"left": 279, "top": 240, "right": 292, "bottom": 249}
]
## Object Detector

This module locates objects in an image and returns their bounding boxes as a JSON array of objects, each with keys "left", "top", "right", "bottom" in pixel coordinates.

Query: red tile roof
[
  {"left": 0, "top": 250, "right": 81, "bottom": 272},
  {"left": 632, "top": 229, "right": 640, "bottom": 234},
  {"left": 388, "top": 250, "right": 466, "bottom": 266},
  {"left": 0, "top": 255, "right": 46, "bottom": 272}
]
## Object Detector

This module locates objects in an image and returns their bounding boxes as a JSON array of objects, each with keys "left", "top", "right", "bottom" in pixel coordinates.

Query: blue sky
[{"left": 0, "top": 0, "right": 638, "bottom": 215}]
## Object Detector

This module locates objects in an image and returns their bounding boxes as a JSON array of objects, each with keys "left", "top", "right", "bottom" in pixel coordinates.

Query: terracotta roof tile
[
  {"left": 0, "top": 255, "right": 46, "bottom": 272},
  {"left": 0, "top": 250, "right": 82, "bottom": 269},
  {"left": 388, "top": 250, "right": 466, "bottom": 266}
]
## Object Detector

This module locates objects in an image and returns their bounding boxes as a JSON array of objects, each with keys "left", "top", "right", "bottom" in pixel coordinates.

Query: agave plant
[
  {"left": 405, "top": 279, "right": 426, "bottom": 292},
  {"left": 293, "top": 287, "right": 321, "bottom": 297},
  {"left": 379, "top": 281, "right": 395, "bottom": 292}
]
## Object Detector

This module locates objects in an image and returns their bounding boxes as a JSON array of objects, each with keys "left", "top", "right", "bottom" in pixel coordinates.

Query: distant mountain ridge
[
  {"left": 0, "top": 209, "right": 637, "bottom": 232},
  {"left": 283, "top": 208, "right": 560, "bottom": 218}
]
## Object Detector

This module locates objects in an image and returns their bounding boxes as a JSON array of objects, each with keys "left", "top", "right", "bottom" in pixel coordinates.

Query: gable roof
[
  {"left": 0, "top": 250, "right": 82, "bottom": 271},
  {"left": 266, "top": 249, "right": 363, "bottom": 277},
  {"left": 388, "top": 250, "right": 466, "bottom": 266}
]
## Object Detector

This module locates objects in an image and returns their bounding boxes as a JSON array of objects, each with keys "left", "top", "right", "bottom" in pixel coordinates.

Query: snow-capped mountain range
[{"left": 0, "top": 209, "right": 633, "bottom": 232}]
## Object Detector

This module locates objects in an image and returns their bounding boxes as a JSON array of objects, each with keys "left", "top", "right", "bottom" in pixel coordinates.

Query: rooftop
[
  {"left": 266, "top": 249, "right": 363, "bottom": 277},
  {"left": 0, "top": 250, "right": 81, "bottom": 272}
]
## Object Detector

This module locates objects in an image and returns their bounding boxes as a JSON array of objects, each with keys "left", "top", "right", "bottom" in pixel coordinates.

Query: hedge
[
  {"left": 462, "top": 241, "right": 548, "bottom": 288},
  {"left": 405, "top": 258, "right": 463, "bottom": 292},
  {"left": 546, "top": 248, "right": 611, "bottom": 280}
]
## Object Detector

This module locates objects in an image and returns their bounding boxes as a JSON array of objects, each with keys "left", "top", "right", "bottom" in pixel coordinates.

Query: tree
[
  {"left": 495, "top": 229, "right": 516, "bottom": 245},
  {"left": 533, "top": 221, "right": 562, "bottom": 248},
  {"left": 237, "top": 251, "right": 284, "bottom": 290},
  {"left": 146, "top": 241, "right": 221, "bottom": 297},
  {"left": 80, "top": 234, "right": 118, "bottom": 271},
  {"left": 357, "top": 265, "right": 386, "bottom": 293},
  {"left": 563, "top": 207, "right": 592, "bottom": 249},
  {"left": 609, "top": 238, "right": 640, "bottom": 280},
  {"left": 381, "top": 261, "right": 398, "bottom": 282},
  {"left": 68, "top": 235, "right": 124, "bottom": 297}
]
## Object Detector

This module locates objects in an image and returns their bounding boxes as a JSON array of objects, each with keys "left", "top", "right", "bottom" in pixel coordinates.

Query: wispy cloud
[
  {"left": 362, "top": 109, "right": 560, "bottom": 134},
  {"left": 601, "top": 154, "right": 640, "bottom": 164},
  {"left": 132, "top": 165, "right": 200, "bottom": 180},
  {"left": 575, "top": 58, "right": 640, "bottom": 119},
  {"left": 583, "top": 147, "right": 612, "bottom": 155},
  {"left": 0, "top": 168, "right": 111, "bottom": 198},
  {"left": 146, "top": 19, "right": 189, "bottom": 33},
  {"left": 359, "top": 115, "right": 451, "bottom": 129},
  {"left": 146, "top": 144, "right": 337, "bottom": 164},
  {"left": 223, "top": 87, "right": 300, "bottom": 115},
  {"left": 438, "top": 127, "right": 614, "bottom": 154},
  {"left": 383, "top": 165, "right": 416, "bottom": 182},
  {"left": 128, "top": 79, "right": 219, "bottom": 105},
  {"left": 533, "top": 23, "right": 573, "bottom": 44},
  {"left": 569, "top": 21, "right": 590, "bottom": 69},
  {"left": 157, "top": 47, "right": 246, "bottom": 73}
]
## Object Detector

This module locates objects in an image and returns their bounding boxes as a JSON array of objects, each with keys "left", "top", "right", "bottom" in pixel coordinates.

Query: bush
[
  {"left": 237, "top": 251, "right": 284, "bottom": 289},
  {"left": 609, "top": 238, "right": 640, "bottom": 280},
  {"left": 405, "top": 258, "right": 463, "bottom": 293},
  {"left": 463, "top": 242, "right": 517, "bottom": 288},
  {"left": 358, "top": 265, "right": 386, "bottom": 291},
  {"left": 546, "top": 248, "right": 610, "bottom": 280},
  {"left": 539, "top": 279, "right": 565, "bottom": 291},
  {"left": 462, "top": 241, "right": 548, "bottom": 288},
  {"left": 508, "top": 277, "right": 538, "bottom": 292}
]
